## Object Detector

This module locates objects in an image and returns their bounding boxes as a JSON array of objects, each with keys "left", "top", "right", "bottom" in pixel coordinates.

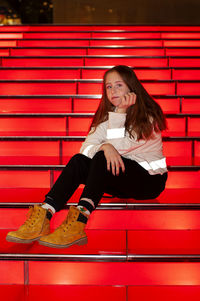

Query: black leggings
[{"left": 45, "top": 151, "right": 168, "bottom": 212}]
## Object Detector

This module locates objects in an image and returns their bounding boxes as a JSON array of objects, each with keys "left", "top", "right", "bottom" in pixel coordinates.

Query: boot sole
[
  {"left": 38, "top": 237, "right": 88, "bottom": 248},
  {"left": 6, "top": 235, "right": 41, "bottom": 244}
]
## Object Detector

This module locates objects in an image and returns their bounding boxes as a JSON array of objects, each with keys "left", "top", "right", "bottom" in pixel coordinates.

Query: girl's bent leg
[
  {"left": 78, "top": 151, "right": 168, "bottom": 210},
  {"left": 45, "top": 154, "right": 91, "bottom": 212},
  {"left": 78, "top": 151, "right": 115, "bottom": 210}
]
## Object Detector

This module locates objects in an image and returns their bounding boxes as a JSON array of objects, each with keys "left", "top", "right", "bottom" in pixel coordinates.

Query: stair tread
[
  {"left": 0, "top": 229, "right": 126, "bottom": 256},
  {"left": 2, "top": 229, "right": 200, "bottom": 256},
  {"left": 2, "top": 208, "right": 200, "bottom": 230},
  {"left": 0, "top": 187, "right": 199, "bottom": 204}
]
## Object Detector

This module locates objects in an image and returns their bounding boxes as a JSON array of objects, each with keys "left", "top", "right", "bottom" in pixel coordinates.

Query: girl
[{"left": 6, "top": 65, "right": 168, "bottom": 248}]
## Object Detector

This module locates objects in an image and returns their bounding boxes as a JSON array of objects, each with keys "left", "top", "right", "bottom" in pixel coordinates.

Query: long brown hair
[{"left": 90, "top": 65, "right": 167, "bottom": 140}]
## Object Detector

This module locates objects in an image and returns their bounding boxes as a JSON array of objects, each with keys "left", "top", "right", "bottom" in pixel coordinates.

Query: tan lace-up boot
[
  {"left": 6, "top": 205, "right": 50, "bottom": 243},
  {"left": 39, "top": 206, "right": 88, "bottom": 248}
]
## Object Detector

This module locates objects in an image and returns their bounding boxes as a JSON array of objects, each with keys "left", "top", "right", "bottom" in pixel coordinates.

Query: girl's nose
[{"left": 111, "top": 86, "right": 117, "bottom": 93}]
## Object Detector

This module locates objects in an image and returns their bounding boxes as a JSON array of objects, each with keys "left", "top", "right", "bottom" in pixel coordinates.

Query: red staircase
[{"left": 0, "top": 24, "right": 200, "bottom": 300}]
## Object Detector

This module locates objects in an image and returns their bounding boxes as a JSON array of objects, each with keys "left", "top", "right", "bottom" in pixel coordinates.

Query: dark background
[{"left": 0, "top": 0, "right": 200, "bottom": 24}]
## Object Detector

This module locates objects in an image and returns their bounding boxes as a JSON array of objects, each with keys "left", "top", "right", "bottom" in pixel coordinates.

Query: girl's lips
[{"left": 112, "top": 96, "right": 119, "bottom": 99}]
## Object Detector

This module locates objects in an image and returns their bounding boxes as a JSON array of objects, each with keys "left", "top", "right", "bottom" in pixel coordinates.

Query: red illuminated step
[
  {"left": 164, "top": 40, "right": 200, "bottom": 47},
  {"left": 128, "top": 229, "right": 200, "bottom": 255},
  {"left": 0, "top": 49, "right": 9, "bottom": 56},
  {"left": 10, "top": 48, "right": 87, "bottom": 56},
  {"left": 13, "top": 37, "right": 200, "bottom": 48},
  {"left": 182, "top": 98, "right": 200, "bottom": 113},
  {"left": 1, "top": 57, "right": 84, "bottom": 67},
  {"left": 0, "top": 113, "right": 199, "bottom": 135},
  {"left": 18, "top": 40, "right": 90, "bottom": 47},
  {"left": 0, "top": 285, "right": 127, "bottom": 301},
  {"left": 0, "top": 140, "right": 82, "bottom": 164},
  {"left": 0, "top": 81, "right": 77, "bottom": 95},
  {"left": 0, "top": 80, "right": 176, "bottom": 95},
  {"left": 18, "top": 39, "right": 163, "bottom": 47},
  {"left": 162, "top": 32, "right": 200, "bottom": 39},
  {"left": 0, "top": 80, "right": 176, "bottom": 96},
  {"left": 81, "top": 67, "right": 171, "bottom": 80},
  {"left": 0, "top": 187, "right": 200, "bottom": 205},
  {"left": 163, "top": 116, "right": 200, "bottom": 136},
  {"left": 0, "top": 114, "right": 195, "bottom": 135},
  {"left": 0, "top": 116, "right": 92, "bottom": 135},
  {"left": 92, "top": 32, "right": 161, "bottom": 38},
  {"left": 23, "top": 32, "right": 161, "bottom": 39},
  {"left": 0, "top": 33, "right": 23, "bottom": 39},
  {"left": 0, "top": 229, "right": 126, "bottom": 256},
  {"left": 1, "top": 66, "right": 200, "bottom": 81},
  {"left": 173, "top": 69, "right": 200, "bottom": 80},
  {"left": 2, "top": 228, "right": 200, "bottom": 256},
  {"left": 87, "top": 47, "right": 165, "bottom": 56},
  {"left": 0, "top": 67, "right": 172, "bottom": 81},
  {"left": 177, "top": 82, "right": 200, "bottom": 95},
  {"left": 128, "top": 286, "right": 200, "bottom": 301},
  {"left": 166, "top": 48, "right": 200, "bottom": 56},
  {"left": 24, "top": 261, "right": 200, "bottom": 285},
  {"left": 9, "top": 47, "right": 165, "bottom": 57},
  {"left": 2, "top": 208, "right": 200, "bottom": 230},
  {"left": 0, "top": 96, "right": 182, "bottom": 114},
  {"left": 0, "top": 170, "right": 51, "bottom": 188},
  {"left": 0, "top": 40, "right": 17, "bottom": 47},
  {"left": 0, "top": 262, "right": 24, "bottom": 284},
  {"left": 169, "top": 57, "right": 200, "bottom": 67},
  {"left": 84, "top": 56, "right": 168, "bottom": 67},
  {"left": 0, "top": 186, "right": 124, "bottom": 205},
  {"left": 0, "top": 69, "right": 82, "bottom": 80},
  {"left": 0, "top": 139, "right": 199, "bottom": 166},
  {"left": 23, "top": 32, "right": 91, "bottom": 39},
  {"left": 90, "top": 40, "right": 161, "bottom": 47},
  {"left": 1, "top": 56, "right": 168, "bottom": 67},
  {"left": 0, "top": 97, "right": 73, "bottom": 113},
  {"left": 2, "top": 285, "right": 198, "bottom": 301}
]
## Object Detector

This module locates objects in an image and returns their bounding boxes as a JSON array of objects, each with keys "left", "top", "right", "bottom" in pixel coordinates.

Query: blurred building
[{"left": 0, "top": 0, "right": 199, "bottom": 25}]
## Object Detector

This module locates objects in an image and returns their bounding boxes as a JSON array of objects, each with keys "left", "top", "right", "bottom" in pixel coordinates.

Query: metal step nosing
[{"left": 0, "top": 253, "right": 126, "bottom": 262}]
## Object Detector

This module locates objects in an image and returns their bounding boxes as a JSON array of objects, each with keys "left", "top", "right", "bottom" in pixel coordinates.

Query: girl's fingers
[
  {"left": 111, "top": 161, "right": 116, "bottom": 176},
  {"left": 107, "top": 159, "right": 111, "bottom": 171},
  {"left": 119, "top": 158, "right": 125, "bottom": 173},
  {"left": 115, "top": 161, "right": 120, "bottom": 176},
  {"left": 111, "top": 157, "right": 125, "bottom": 176},
  {"left": 120, "top": 92, "right": 136, "bottom": 108}
]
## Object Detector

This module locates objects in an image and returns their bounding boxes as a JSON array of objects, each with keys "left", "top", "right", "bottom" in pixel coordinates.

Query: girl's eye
[{"left": 106, "top": 85, "right": 112, "bottom": 89}]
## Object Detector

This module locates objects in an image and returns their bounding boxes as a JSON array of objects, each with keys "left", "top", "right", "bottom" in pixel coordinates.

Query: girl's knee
[
  {"left": 68, "top": 153, "right": 89, "bottom": 166},
  {"left": 92, "top": 151, "right": 107, "bottom": 168},
  {"left": 93, "top": 150, "right": 106, "bottom": 162}
]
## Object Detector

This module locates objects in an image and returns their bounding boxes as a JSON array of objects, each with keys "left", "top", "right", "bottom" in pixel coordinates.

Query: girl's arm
[{"left": 79, "top": 121, "right": 107, "bottom": 158}]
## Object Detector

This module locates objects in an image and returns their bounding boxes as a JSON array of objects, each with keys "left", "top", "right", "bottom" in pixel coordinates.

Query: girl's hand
[
  {"left": 99, "top": 143, "right": 125, "bottom": 176},
  {"left": 116, "top": 92, "right": 137, "bottom": 113}
]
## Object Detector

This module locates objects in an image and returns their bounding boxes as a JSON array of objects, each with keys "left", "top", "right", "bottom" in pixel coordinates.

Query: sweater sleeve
[
  {"left": 80, "top": 112, "right": 127, "bottom": 158},
  {"left": 107, "top": 111, "right": 127, "bottom": 139},
  {"left": 79, "top": 121, "right": 107, "bottom": 158}
]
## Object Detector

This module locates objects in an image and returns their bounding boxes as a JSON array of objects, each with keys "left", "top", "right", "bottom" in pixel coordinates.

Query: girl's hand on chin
[{"left": 116, "top": 92, "right": 137, "bottom": 113}]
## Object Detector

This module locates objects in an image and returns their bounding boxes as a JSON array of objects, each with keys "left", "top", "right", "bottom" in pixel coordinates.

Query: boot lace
[
  {"left": 57, "top": 210, "right": 77, "bottom": 233},
  {"left": 20, "top": 206, "right": 43, "bottom": 229}
]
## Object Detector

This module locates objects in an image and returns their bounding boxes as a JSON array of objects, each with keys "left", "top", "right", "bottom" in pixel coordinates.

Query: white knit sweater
[{"left": 80, "top": 111, "right": 168, "bottom": 175}]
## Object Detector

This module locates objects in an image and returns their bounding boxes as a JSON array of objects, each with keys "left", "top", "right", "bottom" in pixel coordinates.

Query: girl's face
[{"left": 105, "top": 71, "right": 131, "bottom": 107}]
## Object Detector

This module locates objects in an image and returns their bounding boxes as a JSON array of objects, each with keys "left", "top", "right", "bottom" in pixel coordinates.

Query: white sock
[
  {"left": 41, "top": 203, "right": 56, "bottom": 215},
  {"left": 77, "top": 205, "right": 90, "bottom": 216}
]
